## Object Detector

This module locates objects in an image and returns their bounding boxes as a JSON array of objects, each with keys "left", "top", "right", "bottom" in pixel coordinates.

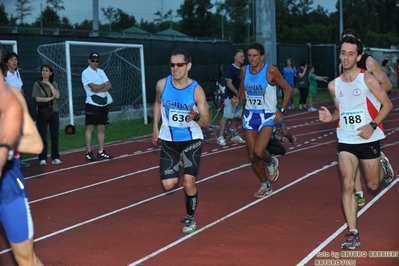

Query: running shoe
[
  {"left": 39, "top": 160, "right": 47, "bottom": 166},
  {"left": 355, "top": 193, "right": 365, "bottom": 207},
  {"left": 380, "top": 151, "right": 394, "bottom": 184},
  {"left": 217, "top": 136, "right": 226, "bottom": 147},
  {"left": 52, "top": 159, "right": 62, "bottom": 165},
  {"left": 97, "top": 150, "right": 114, "bottom": 160},
  {"left": 182, "top": 217, "right": 196, "bottom": 234},
  {"left": 85, "top": 151, "right": 97, "bottom": 162},
  {"left": 254, "top": 183, "right": 273, "bottom": 198},
  {"left": 231, "top": 135, "right": 246, "bottom": 144},
  {"left": 341, "top": 231, "right": 361, "bottom": 250},
  {"left": 268, "top": 156, "right": 280, "bottom": 183},
  {"left": 20, "top": 160, "right": 30, "bottom": 168},
  {"left": 308, "top": 107, "right": 318, "bottom": 112}
]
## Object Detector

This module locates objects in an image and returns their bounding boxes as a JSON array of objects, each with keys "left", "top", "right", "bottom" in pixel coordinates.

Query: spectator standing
[
  {"left": 307, "top": 65, "right": 328, "bottom": 112},
  {"left": 3, "top": 52, "right": 30, "bottom": 169},
  {"left": 152, "top": 49, "right": 210, "bottom": 233},
  {"left": 81, "top": 52, "right": 114, "bottom": 161},
  {"left": 217, "top": 49, "right": 246, "bottom": 146},
  {"left": 32, "top": 64, "right": 62, "bottom": 166},
  {"left": 296, "top": 60, "right": 309, "bottom": 110},
  {"left": 282, "top": 58, "right": 296, "bottom": 110}
]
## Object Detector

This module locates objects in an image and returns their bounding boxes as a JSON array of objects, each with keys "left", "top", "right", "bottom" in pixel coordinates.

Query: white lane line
[
  {"left": 128, "top": 162, "right": 338, "bottom": 266},
  {"left": 297, "top": 177, "right": 399, "bottom": 266},
  {"left": 0, "top": 163, "right": 251, "bottom": 255}
]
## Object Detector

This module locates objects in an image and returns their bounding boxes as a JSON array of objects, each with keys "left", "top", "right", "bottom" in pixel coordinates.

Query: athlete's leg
[
  {"left": 10, "top": 239, "right": 43, "bottom": 266},
  {"left": 338, "top": 151, "right": 358, "bottom": 231}
]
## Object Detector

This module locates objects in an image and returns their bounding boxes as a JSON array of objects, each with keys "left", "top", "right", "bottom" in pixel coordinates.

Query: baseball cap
[{"left": 89, "top": 52, "right": 100, "bottom": 59}]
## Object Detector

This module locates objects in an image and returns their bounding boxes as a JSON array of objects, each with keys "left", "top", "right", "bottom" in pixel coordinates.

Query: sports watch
[
  {"left": 369, "top": 122, "right": 377, "bottom": 130},
  {"left": 0, "top": 144, "right": 14, "bottom": 161},
  {"left": 280, "top": 107, "right": 286, "bottom": 114}
]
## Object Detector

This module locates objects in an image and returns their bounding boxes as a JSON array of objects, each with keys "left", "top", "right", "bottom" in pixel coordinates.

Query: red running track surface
[{"left": 0, "top": 95, "right": 398, "bottom": 266}]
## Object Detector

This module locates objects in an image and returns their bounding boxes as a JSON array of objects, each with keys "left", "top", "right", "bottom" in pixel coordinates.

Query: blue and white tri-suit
[
  {"left": 242, "top": 64, "right": 278, "bottom": 131},
  {"left": 159, "top": 75, "right": 203, "bottom": 142}
]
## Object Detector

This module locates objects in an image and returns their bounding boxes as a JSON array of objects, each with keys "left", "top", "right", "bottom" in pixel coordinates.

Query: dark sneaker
[
  {"left": 97, "top": 150, "right": 114, "bottom": 160},
  {"left": 20, "top": 160, "right": 30, "bottom": 168},
  {"left": 380, "top": 151, "right": 394, "bottom": 184},
  {"left": 341, "top": 231, "right": 361, "bottom": 250},
  {"left": 85, "top": 151, "right": 97, "bottom": 162},
  {"left": 182, "top": 217, "right": 196, "bottom": 234}
]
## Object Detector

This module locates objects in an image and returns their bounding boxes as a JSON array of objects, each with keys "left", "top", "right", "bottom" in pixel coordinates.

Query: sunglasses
[
  {"left": 91, "top": 60, "right": 100, "bottom": 63},
  {"left": 169, "top": 62, "right": 187, "bottom": 68}
]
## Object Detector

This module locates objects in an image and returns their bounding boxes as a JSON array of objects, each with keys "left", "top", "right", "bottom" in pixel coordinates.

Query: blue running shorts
[
  {"left": 0, "top": 197, "right": 34, "bottom": 243},
  {"left": 242, "top": 110, "right": 276, "bottom": 132}
]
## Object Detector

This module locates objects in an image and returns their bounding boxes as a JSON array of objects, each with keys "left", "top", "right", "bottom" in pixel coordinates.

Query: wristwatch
[
  {"left": 369, "top": 122, "right": 377, "bottom": 130},
  {"left": 0, "top": 144, "right": 14, "bottom": 161},
  {"left": 280, "top": 107, "right": 286, "bottom": 114}
]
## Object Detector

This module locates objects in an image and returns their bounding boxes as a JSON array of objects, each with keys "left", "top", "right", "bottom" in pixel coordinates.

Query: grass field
[{"left": 23, "top": 88, "right": 333, "bottom": 160}]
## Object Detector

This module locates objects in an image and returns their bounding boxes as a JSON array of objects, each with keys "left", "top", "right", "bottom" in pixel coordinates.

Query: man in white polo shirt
[{"left": 81, "top": 52, "right": 114, "bottom": 162}]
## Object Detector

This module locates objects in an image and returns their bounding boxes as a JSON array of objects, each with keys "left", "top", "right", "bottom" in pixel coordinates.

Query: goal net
[
  {"left": 37, "top": 41, "right": 147, "bottom": 125},
  {"left": 0, "top": 40, "right": 18, "bottom": 58}
]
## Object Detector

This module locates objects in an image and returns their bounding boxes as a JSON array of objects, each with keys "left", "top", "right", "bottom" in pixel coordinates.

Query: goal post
[
  {"left": 0, "top": 40, "right": 18, "bottom": 56},
  {"left": 37, "top": 41, "right": 148, "bottom": 127}
]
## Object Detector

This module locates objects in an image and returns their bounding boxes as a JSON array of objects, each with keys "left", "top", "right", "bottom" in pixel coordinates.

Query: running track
[{"left": 1, "top": 94, "right": 398, "bottom": 266}]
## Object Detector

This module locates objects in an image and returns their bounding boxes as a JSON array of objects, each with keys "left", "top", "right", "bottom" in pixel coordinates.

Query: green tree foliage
[
  {"left": 46, "top": 0, "right": 65, "bottom": 12},
  {"left": 14, "top": 0, "right": 34, "bottom": 24},
  {"left": 0, "top": 4, "right": 10, "bottom": 26},
  {"left": 177, "top": 0, "right": 218, "bottom": 38},
  {"left": 2, "top": 0, "right": 399, "bottom": 47},
  {"left": 34, "top": 6, "right": 60, "bottom": 28},
  {"left": 112, "top": 8, "right": 136, "bottom": 32},
  {"left": 101, "top": 6, "right": 116, "bottom": 31}
]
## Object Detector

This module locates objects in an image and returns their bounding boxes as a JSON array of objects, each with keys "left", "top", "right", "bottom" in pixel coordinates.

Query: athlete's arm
[
  {"left": 0, "top": 77, "right": 22, "bottom": 173},
  {"left": 10, "top": 86, "right": 43, "bottom": 154},
  {"left": 232, "top": 66, "right": 246, "bottom": 106},
  {"left": 364, "top": 72, "right": 393, "bottom": 125},
  {"left": 365, "top": 57, "right": 392, "bottom": 93},
  {"left": 319, "top": 79, "right": 338, "bottom": 123},
  {"left": 152, "top": 78, "right": 165, "bottom": 146},
  {"left": 268, "top": 65, "right": 293, "bottom": 123},
  {"left": 191, "top": 85, "right": 210, "bottom": 128}
]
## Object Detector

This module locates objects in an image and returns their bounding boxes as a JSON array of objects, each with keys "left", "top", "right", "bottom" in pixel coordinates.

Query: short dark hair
[
  {"left": 3, "top": 52, "right": 19, "bottom": 65},
  {"left": 341, "top": 28, "right": 361, "bottom": 40},
  {"left": 233, "top": 49, "right": 243, "bottom": 57},
  {"left": 246, "top": 42, "right": 265, "bottom": 56},
  {"left": 382, "top": 59, "right": 390, "bottom": 66},
  {"left": 40, "top": 63, "right": 55, "bottom": 83},
  {"left": 171, "top": 49, "right": 192, "bottom": 64},
  {"left": 0, "top": 61, "right": 7, "bottom": 76},
  {"left": 339, "top": 36, "right": 363, "bottom": 55}
]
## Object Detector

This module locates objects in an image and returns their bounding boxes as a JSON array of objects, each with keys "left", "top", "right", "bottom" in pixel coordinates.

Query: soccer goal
[
  {"left": 37, "top": 41, "right": 147, "bottom": 126},
  {"left": 0, "top": 40, "right": 18, "bottom": 57}
]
